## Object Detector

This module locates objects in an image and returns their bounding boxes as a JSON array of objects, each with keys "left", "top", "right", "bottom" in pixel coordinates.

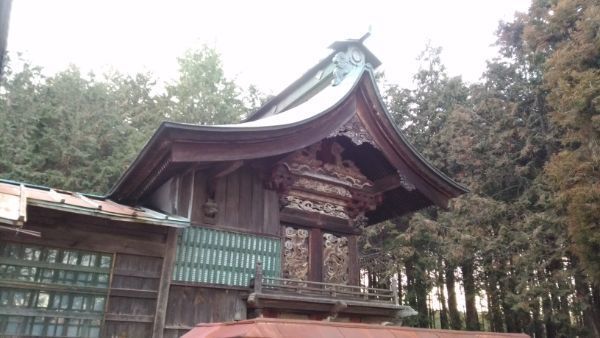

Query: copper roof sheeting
[
  {"left": 182, "top": 318, "right": 530, "bottom": 338},
  {"left": 0, "top": 180, "right": 189, "bottom": 229}
]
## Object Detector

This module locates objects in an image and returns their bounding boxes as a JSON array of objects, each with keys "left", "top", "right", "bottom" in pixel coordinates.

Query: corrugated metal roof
[
  {"left": 181, "top": 318, "right": 530, "bottom": 338},
  {"left": 0, "top": 180, "right": 189, "bottom": 229}
]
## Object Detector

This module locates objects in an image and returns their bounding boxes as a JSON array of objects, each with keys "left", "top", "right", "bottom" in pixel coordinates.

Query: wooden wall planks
[
  {"left": 104, "top": 253, "right": 163, "bottom": 338},
  {"left": 163, "top": 285, "right": 247, "bottom": 337},
  {"left": 183, "top": 166, "right": 280, "bottom": 237}
]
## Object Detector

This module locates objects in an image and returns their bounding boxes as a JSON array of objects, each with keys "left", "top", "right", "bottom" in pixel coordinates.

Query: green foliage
[
  {"left": 0, "top": 46, "right": 261, "bottom": 194},
  {"left": 165, "top": 46, "right": 246, "bottom": 125},
  {"left": 363, "top": 0, "right": 600, "bottom": 336},
  {"left": 0, "top": 1, "right": 598, "bottom": 335}
]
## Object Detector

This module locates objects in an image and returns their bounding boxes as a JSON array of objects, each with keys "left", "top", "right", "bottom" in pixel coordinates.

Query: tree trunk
[
  {"left": 531, "top": 295, "right": 544, "bottom": 338},
  {"left": 542, "top": 290, "right": 557, "bottom": 338},
  {"left": 462, "top": 262, "right": 480, "bottom": 331},
  {"left": 415, "top": 266, "right": 430, "bottom": 328},
  {"left": 547, "top": 258, "right": 571, "bottom": 336},
  {"left": 446, "top": 265, "right": 462, "bottom": 330},
  {"left": 592, "top": 284, "right": 600, "bottom": 334},
  {"left": 500, "top": 262, "right": 517, "bottom": 332},
  {"left": 572, "top": 256, "right": 600, "bottom": 337},
  {"left": 396, "top": 264, "right": 403, "bottom": 304},
  {"left": 485, "top": 269, "right": 503, "bottom": 332},
  {"left": 437, "top": 258, "right": 449, "bottom": 329},
  {"left": 405, "top": 260, "right": 417, "bottom": 310}
]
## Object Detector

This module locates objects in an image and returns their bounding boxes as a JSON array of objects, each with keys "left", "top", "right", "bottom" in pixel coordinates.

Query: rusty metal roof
[
  {"left": 0, "top": 180, "right": 189, "bottom": 231},
  {"left": 181, "top": 318, "right": 529, "bottom": 338}
]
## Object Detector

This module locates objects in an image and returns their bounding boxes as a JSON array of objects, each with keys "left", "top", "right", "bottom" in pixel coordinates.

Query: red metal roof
[
  {"left": 181, "top": 318, "right": 529, "bottom": 338},
  {"left": 0, "top": 180, "right": 189, "bottom": 231}
]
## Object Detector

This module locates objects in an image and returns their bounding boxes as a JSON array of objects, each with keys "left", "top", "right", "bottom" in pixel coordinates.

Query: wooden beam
[
  {"left": 372, "top": 175, "right": 403, "bottom": 193},
  {"left": 280, "top": 211, "right": 361, "bottom": 236},
  {"left": 104, "top": 313, "right": 155, "bottom": 323},
  {"left": 110, "top": 288, "right": 158, "bottom": 299},
  {"left": 347, "top": 236, "right": 360, "bottom": 286},
  {"left": 152, "top": 228, "right": 179, "bottom": 338},
  {"left": 17, "top": 184, "right": 27, "bottom": 225},
  {"left": 209, "top": 160, "right": 244, "bottom": 179},
  {"left": 310, "top": 228, "right": 323, "bottom": 282},
  {"left": 5, "top": 223, "right": 167, "bottom": 257}
]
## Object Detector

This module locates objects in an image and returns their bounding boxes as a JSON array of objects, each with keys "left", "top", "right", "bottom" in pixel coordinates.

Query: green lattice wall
[{"left": 173, "top": 227, "right": 281, "bottom": 287}]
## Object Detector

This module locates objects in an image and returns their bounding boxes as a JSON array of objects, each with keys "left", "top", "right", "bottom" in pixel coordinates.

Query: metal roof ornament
[{"left": 331, "top": 47, "right": 365, "bottom": 86}]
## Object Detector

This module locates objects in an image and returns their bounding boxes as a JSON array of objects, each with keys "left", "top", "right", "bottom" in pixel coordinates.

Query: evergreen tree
[{"left": 165, "top": 46, "right": 246, "bottom": 125}]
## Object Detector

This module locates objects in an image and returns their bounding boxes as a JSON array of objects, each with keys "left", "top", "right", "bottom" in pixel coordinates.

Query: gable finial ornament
[{"left": 331, "top": 46, "right": 365, "bottom": 86}]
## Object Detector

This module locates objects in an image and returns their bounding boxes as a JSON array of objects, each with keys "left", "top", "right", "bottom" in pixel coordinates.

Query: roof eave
[
  {"left": 29, "top": 200, "right": 189, "bottom": 228},
  {"left": 359, "top": 69, "right": 469, "bottom": 203},
  {"left": 108, "top": 66, "right": 368, "bottom": 203}
]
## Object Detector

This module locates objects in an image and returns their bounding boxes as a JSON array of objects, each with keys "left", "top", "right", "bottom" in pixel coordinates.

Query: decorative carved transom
[
  {"left": 323, "top": 233, "right": 349, "bottom": 284},
  {"left": 282, "top": 226, "right": 309, "bottom": 281},
  {"left": 269, "top": 141, "right": 382, "bottom": 226},
  {"left": 285, "top": 196, "right": 349, "bottom": 219}
]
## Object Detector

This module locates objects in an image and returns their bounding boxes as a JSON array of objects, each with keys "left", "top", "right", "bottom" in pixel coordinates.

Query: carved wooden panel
[
  {"left": 282, "top": 226, "right": 309, "bottom": 280},
  {"left": 270, "top": 140, "right": 382, "bottom": 227},
  {"left": 322, "top": 233, "right": 349, "bottom": 284},
  {"left": 330, "top": 114, "right": 377, "bottom": 148},
  {"left": 285, "top": 195, "right": 349, "bottom": 219}
]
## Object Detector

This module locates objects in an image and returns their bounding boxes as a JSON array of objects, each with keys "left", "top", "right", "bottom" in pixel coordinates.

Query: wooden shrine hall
[{"left": 0, "top": 35, "right": 523, "bottom": 338}]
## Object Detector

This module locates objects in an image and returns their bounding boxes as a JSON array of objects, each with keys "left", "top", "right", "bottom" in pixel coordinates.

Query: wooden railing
[{"left": 251, "top": 262, "right": 399, "bottom": 306}]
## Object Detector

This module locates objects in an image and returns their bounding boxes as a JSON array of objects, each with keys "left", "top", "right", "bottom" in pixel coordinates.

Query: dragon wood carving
[
  {"left": 323, "top": 233, "right": 349, "bottom": 284},
  {"left": 283, "top": 227, "right": 309, "bottom": 280}
]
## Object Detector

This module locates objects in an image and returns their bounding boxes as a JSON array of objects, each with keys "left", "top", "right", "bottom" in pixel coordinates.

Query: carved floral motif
[
  {"left": 323, "top": 233, "right": 349, "bottom": 284},
  {"left": 283, "top": 227, "right": 309, "bottom": 280}
]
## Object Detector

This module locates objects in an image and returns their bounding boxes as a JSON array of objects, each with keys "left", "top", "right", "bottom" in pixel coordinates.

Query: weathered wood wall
[
  {"left": 149, "top": 165, "right": 280, "bottom": 237},
  {"left": 163, "top": 285, "right": 247, "bottom": 338},
  {"left": 147, "top": 165, "right": 277, "bottom": 336},
  {"left": 3, "top": 206, "right": 173, "bottom": 338},
  {"left": 103, "top": 253, "right": 162, "bottom": 337}
]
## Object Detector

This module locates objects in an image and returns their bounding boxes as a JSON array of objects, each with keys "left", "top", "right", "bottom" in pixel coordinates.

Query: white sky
[{"left": 7, "top": 0, "right": 530, "bottom": 94}]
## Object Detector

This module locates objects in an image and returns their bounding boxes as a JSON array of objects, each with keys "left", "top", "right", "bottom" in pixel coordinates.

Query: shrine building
[{"left": 0, "top": 35, "right": 526, "bottom": 338}]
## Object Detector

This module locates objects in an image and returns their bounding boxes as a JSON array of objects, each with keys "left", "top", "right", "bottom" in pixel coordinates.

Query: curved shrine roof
[{"left": 107, "top": 37, "right": 468, "bottom": 218}]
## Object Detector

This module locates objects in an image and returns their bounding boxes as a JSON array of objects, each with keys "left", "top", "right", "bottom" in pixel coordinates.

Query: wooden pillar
[
  {"left": 254, "top": 261, "right": 263, "bottom": 293},
  {"left": 347, "top": 235, "right": 360, "bottom": 285},
  {"left": 0, "top": 0, "right": 12, "bottom": 79},
  {"left": 152, "top": 227, "right": 179, "bottom": 338},
  {"left": 310, "top": 228, "right": 323, "bottom": 282}
]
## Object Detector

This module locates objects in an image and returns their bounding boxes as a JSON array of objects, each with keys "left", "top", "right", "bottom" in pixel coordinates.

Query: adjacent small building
[{"left": 1, "top": 36, "right": 474, "bottom": 338}]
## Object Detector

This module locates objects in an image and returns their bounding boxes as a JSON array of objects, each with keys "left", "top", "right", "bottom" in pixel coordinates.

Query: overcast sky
[{"left": 7, "top": 0, "right": 530, "bottom": 93}]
